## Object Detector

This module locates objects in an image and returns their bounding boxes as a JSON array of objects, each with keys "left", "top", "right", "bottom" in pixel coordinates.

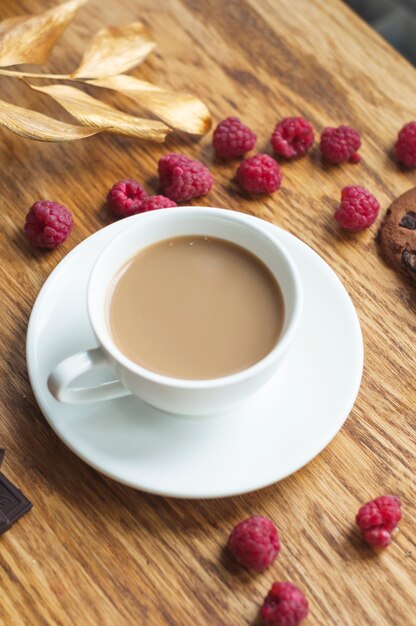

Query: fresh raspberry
[
  {"left": 271, "top": 117, "right": 314, "bottom": 159},
  {"left": 335, "top": 185, "right": 380, "bottom": 231},
  {"left": 356, "top": 495, "right": 401, "bottom": 548},
  {"left": 24, "top": 200, "right": 73, "bottom": 248},
  {"left": 320, "top": 125, "right": 361, "bottom": 163},
  {"left": 261, "top": 582, "right": 309, "bottom": 626},
  {"left": 227, "top": 515, "right": 280, "bottom": 571},
  {"left": 394, "top": 121, "right": 416, "bottom": 167},
  {"left": 107, "top": 179, "right": 148, "bottom": 218},
  {"left": 212, "top": 116, "right": 256, "bottom": 158},
  {"left": 138, "top": 195, "right": 177, "bottom": 211},
  {"left": 361, "top": 528, "right": 393, "bottom": 548},
  {"left": 158, "top": 153, "right": 213, "bottom": 202},
  {"left": 236, "top": 154, "right": 282, "bottom": 194}
]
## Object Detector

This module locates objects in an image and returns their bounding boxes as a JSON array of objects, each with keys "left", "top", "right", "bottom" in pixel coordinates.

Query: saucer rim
[{"left": 26, "top": 214, "right": 364, "bottom": 498}]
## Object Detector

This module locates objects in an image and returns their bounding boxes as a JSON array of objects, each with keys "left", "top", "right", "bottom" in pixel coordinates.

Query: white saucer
[{"left": 26, "top": 214, "right": 363, "bottom": 498}]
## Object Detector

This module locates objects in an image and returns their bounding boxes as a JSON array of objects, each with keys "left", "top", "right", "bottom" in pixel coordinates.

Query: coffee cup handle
[{"left": 47, "top": 347, "right": 131, "bottom": 404}]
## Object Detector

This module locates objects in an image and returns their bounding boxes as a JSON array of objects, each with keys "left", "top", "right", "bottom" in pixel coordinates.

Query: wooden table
[{"left": 0, "top": 0, "right": 415, "bottom": 624}]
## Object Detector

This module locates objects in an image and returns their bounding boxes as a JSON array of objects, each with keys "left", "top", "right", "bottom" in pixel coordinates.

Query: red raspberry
[
  {"left": 212, "top": 116, "right": 256, "bottom": 158},
  {"left": 236, "top": 154, "right": 282, "bottom": 194},
  {"left": 261, "top": 582, "right": 309, "bottom": 626},
  {"left": 394, "top": 121, "right": 416, "bottom": 167},
  {"left": 139, "top": 195, "right": 177, "bottom": 211},
  {"left": 107, "top": 179, "right": 148, "bottom": 218},
  {"left": 320, "top": 125, "right": 361, "bottom": 163},
  {"left": 24, "top": 200, "right": 73, "bottom": 248},
  {"left": 335, "top": 185, "right": 380, "bottom": 231},
  {"left": 356, "top": 495, "right": 401, "bottom": 548},
  {"left": 271, "top": 117, "right": 314, "bottom": 159},
  {"left": 158, "top": 153, "right": 213, "bottom": 202},
  {"left": 227, "top": 515, "right": 280, "bottom": 571},
  {"left": 361, "top": 528, "right": 393, "bottom": 548}
]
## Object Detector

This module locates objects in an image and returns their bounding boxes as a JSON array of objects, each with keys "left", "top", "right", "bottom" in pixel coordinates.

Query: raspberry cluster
[
  {"left": 24, "top": 201, "right": 73, "bottom": 249},
  {"left": 236, "top": 154, "right": 282, "bottom": 194},
  {"left": 227, "top": 515, "right": 280, "bottom": 571},
  {"left": 139, "top": 195, "right": 177, "bottom": 211},
  {"left": 356, "top": 495, "right": 402, "bottom": 547},
  {"left": 271, "top": 116, "right": 315, "bottom": 159},
  {"left": 261, "top": 582, "right": 309, "bottom": 626},
  {"left": 107, "top": 179, "right": 148, "bottom": 218},
  {"left": 335, "top": 185, "right": 380, "bottom": 231},
  {"left": 395, "top": 121, "right": 416, "bottom": 167},
  {"left": 320, "top": 125, "right": 361, "bottom": 163},
  {"left": 213, "top": 116, "right": 256, "bottom": 158},
  {"left": 158, "top": 153, "right": 213, "bottom": 202},
  {"left": 107, "top": 179, "right": 177, "bottom": 218}
]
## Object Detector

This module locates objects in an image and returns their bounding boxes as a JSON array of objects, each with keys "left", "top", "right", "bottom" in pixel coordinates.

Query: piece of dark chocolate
[
  {"left": 0, "top": 473, "right": 32, "bottom": 535},
  {"left": 0, "top": 509, "right": 10, "bottom": 534}
]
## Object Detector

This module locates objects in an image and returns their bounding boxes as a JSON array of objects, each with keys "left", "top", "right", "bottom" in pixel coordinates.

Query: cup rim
[{"left": 88, "top": 206, "right": 303, "bottom": 389}]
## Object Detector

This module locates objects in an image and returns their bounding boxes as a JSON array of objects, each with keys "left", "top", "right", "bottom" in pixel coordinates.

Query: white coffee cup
[{"left": 48, "top": 207, "right": 302, "bottom": 415}]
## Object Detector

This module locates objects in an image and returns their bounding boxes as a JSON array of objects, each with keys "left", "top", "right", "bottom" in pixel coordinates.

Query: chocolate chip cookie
[{"left": 378, "top": 188, "right": 416, "bottom": 282}]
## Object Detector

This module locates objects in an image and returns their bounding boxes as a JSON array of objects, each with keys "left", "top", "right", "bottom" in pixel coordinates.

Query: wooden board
[{"left": 0, "top": 0, "right": 414, "bottom": 624}]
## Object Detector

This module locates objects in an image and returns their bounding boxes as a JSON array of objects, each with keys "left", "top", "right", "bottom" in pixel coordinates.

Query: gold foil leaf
[
  {"left": 28, "top": 83, "right": 170, "bottom": 141},
  {"left": 0, "top": 0, "right": 88, "bottom": 67},
  {"left": 0, "top": 17, "right": 27, "bottom": 37},
  {"left": 72, "top": 23, "right": 156, "bottom": 79},
  {"left": 0, "top": 98, "right": 98, "bottom": 141},
  {"left": 89, "top": 75, "right": 212, "bottom": 135}
]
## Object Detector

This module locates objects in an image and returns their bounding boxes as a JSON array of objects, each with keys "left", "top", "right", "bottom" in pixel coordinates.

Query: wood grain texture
[{"left": 0, "top": 0, "right": 415, "bottom": 624}]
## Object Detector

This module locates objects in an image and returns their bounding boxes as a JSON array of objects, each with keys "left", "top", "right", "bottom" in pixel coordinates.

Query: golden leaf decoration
[
  {"left": 0, "top": 17, "right": 26, "bottom": 37},
  {"left": 0, "top": 0, "right": 88, "bottom": 67},
  {"left": 28, "top": 83, "right": 170, "bottom": 142},
  {"left": 72, "top": 23, "right": 156, "bottom": 79},
  {"left": 89, "top": 75, "right": 212, "bottom": 135},
  {"left": 0, "top": 1, "right": 211, "bottom": 143},
  {"left": 0, "top": 98, "right": 98, "bottom": 141}
]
